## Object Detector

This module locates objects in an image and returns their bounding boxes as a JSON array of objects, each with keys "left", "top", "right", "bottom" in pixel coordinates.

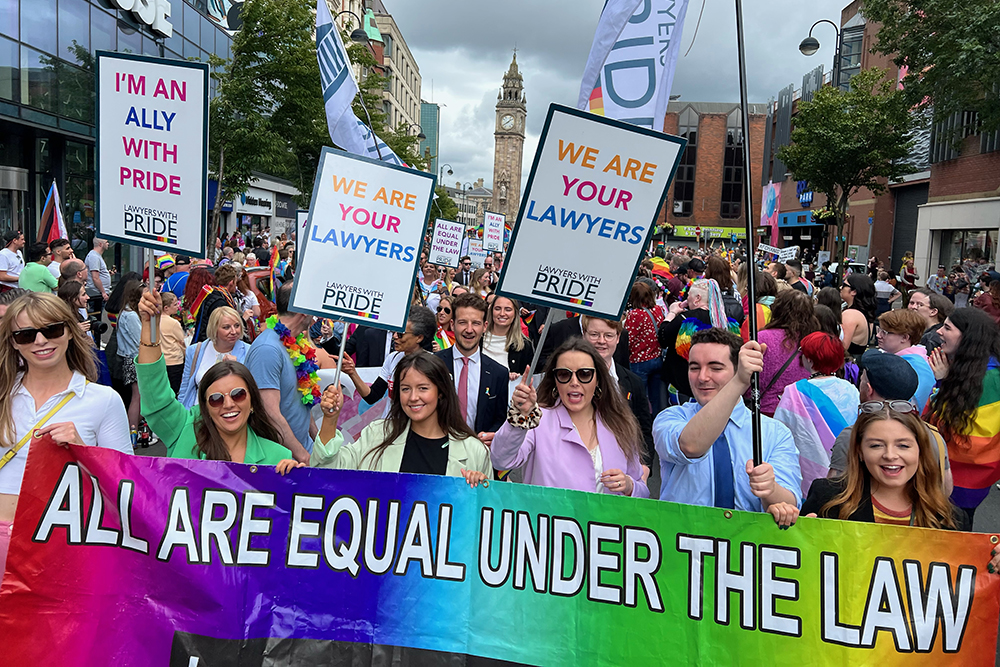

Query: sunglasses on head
[
  {"left": 12, "top": 322, "right": 67, "bottom": 345},
  {"left": 553, "top": 367, "right": 596, "bottom": 384},
  {"left": 859, "top": 400, "right": 916, "bottom": 415},
  {"left": 207, "top": 387, "right": 248, "bottom": 408},
  {"left": 437, "top": 306, "right": 451, "bottom": 314}
]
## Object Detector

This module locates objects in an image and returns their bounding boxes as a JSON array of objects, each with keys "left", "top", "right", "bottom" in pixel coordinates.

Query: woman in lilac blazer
[{"left": 492, "top": 338, "right": 649, "bottom": 497}]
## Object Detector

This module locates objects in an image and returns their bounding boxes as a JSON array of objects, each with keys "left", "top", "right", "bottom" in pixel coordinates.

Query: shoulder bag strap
[
  {"left": 192, "top": 341, "right": 207, "bottom": 371},
  {"left": 0, "top": 387, "right": 83, "bottom": 472},
  {"left": 763, "top": 350, "right": 801, "bottom": 396}
]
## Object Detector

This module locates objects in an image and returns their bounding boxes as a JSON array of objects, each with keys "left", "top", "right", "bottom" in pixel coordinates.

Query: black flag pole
[{"left": 734, "top": 0, "right": 762, "bottom": 466}]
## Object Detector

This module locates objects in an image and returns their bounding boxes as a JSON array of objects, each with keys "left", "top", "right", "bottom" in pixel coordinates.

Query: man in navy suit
[{"left": 434, "top": 293, "right": 508, "bottom": 446}]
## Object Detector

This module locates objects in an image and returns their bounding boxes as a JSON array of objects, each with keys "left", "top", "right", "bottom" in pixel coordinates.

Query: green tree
[
  {"left": 430, "top": 186, "right": 459, "bottom": 221},
  {"left": 346, "top": 40, "right": 426, "bottom": 169},
  {"left": 207, "top": 0, "right": 289, "bottom": 249},
  {"left": 777, "top": 68, "right": 917, "bottom": 277},
  {"left": 863, "top": 0, "right": 1000, "bottom": 136}
]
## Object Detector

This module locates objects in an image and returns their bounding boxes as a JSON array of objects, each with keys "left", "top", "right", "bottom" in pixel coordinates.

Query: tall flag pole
[
  {"left": 315, "top": 0, "right": 405, "bottom": 166},
  {"left": 734, "top": 0, "right": 763, "bottom": 466}
]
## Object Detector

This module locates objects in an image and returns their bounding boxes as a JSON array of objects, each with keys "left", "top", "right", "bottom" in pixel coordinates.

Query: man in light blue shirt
[{"left": 654, "top": 328, "right": 802, "bottom": 521}]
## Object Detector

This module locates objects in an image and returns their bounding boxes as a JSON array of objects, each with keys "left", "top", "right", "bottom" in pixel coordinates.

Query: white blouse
[{"left": 0, "top": 373, "right": 133, "bottom": 495}]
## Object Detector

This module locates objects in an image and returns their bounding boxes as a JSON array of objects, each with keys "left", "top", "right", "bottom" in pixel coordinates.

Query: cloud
[{"left": 386, "top": 0, "right": 848, "bottom": 189}]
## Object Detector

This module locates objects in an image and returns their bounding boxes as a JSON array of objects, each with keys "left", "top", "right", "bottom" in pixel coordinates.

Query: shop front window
[{"left": 940, "top": 229, "right": 999, "bottom": 271}]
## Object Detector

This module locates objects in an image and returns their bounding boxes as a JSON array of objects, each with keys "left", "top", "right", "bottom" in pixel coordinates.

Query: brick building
[
  {"left": 761, "top": 0, "right": 1000, "bottom": 277},
  {"left": 655, "top": 102, "right": 768, "bottom": 247}
]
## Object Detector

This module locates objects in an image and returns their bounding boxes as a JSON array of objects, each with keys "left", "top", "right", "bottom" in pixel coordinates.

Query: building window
[
  {"left": 382, "top": 33, "right": 392, "bottom": 57},
  {"left": 720, "top": 109, "right": 744, "bottom": 219},
  {"left": 837, "top": 26, "right": 864, "bottom": 89},
  {"left": 672, "top": 107, "right": 697, "bottom": 217}
]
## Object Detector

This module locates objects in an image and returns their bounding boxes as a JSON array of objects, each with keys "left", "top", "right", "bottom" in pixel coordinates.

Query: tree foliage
[
  {"left": 209, "top": 0, "right": 426, "bottom": 248},
  {"left": 430, "top": 186, "right": 459, "bottom": 221},
  {"left": 863, "top": 0, "right": 1000, "bottom": 135},
  {"left": 777, "top": 68, "right": 916, "bottom": 273}
]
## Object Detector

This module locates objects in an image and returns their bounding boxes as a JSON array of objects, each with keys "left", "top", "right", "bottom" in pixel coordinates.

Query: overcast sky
[{"left": 388, "top": 0, "right": 850, "bottom": 189}]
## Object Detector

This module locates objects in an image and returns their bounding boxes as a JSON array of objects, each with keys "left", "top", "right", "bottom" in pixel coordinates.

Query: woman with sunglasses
[
  {"left": 492, "top": 338, "right": 649, "bottom": 497},
  {"left": 433, "top": 295, "right": 455, "bottom": 351},
  {"left": 925, "top": 307, "right": 1000, "bottom": 521},
  {"left": 0, "top": 293, "right": 132, "bottom": 572},
  {"left": 134, "top": 289, "right": 295, "bottom": 466},
  {"left": 798, "top": 402, "right": 968, "bottom": 530},
  {"left": 311, "top": 352, "right": 491, "bottom": 486}
]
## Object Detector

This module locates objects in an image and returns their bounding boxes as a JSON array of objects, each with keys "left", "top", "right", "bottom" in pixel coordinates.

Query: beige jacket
[{"left": 310, "top": 419, "right": 492, "bottom": 477}]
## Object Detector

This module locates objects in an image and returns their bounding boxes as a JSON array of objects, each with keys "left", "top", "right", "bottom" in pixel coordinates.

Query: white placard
[
  {"left": 778, "top": 245, "right": 800, "bottom": 262},
  {"left": 290, "top": 147, "right": 435, "bottom": 332},
  {"left": 817, "top": 250, "right": 831, "bottom": 265},
  {"left": 96, "top": 52, "right": 208, "bottom": 257},
  {"left": 468, "top": 239, "right": 488, "bottom": 269},
  {"left": 429, "top": 219, "right": 464, "bottom": 268},
  {"left": 497, "top": 104, "right": 685, "bottom": 319},
  {"left": 483, "top": 211, "right": 505, "bottom": 252},
  {"left": 757, "top": 243, "right": 780, "bottom": 255}
]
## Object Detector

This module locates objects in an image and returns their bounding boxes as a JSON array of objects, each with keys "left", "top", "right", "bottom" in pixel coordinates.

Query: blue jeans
[{"left": 630, "top": 356, "right": 666, "bottom": 416}]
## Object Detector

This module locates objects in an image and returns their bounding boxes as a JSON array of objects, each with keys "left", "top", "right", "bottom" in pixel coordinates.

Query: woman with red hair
[{"left": 773, "top": 331, "right": 860, "bottom": 493}]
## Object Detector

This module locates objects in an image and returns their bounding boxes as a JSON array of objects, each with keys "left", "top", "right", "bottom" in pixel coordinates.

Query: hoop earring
[
  {"left": 551, "top": 387, "right": 558, "bottom": 399},
  {"left": 594, "top": 385, "right": 603, "bottom": 399}
]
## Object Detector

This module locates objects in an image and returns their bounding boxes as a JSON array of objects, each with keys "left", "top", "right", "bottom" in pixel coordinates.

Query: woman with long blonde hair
[
  {"left": 0, "top": 293, "right": 132, "bottom": 572},
  {"left": 483, "top": 295, "right": 533, "bottom": 381},
  {"left": 800, "top": 404, "right": 967, "bottom": 530}
]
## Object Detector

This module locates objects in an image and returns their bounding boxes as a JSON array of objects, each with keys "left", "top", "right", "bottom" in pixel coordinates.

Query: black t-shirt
[
  {"left": 253, "top": 247, "right": 271, "bottom": 265},
  {"left": 399, "top": 430, "right": 449, "bottom": 475}
]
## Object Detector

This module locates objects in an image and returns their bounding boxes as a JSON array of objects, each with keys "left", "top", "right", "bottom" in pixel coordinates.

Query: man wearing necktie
[
  {"left": 434, "top": 294, "right": 508, "bottom": 448},
  {"left": 653, "top": 328, "right": 801, "bottom": 525},
  {"left": 455, "top": 256, "right": 473, "bottom": 286}
]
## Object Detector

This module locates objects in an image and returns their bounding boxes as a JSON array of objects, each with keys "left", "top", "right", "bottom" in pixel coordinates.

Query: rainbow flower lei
[{"left": 265, "top": 315, "right": 322, "bottom": 407}]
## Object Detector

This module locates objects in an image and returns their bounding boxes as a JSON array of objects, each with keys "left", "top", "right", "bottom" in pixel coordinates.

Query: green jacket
[{"left": 137, "top": 355, "right": 290, "bottom": 465}]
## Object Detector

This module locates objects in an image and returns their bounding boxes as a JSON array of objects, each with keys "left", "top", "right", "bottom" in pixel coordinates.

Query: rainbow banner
[{"left": 2, "top": 442, "right": 998, "bottom": 665}]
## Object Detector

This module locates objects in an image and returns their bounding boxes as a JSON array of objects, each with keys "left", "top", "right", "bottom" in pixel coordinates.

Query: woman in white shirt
[
  {"left": 177, "top": 306, "right": 248, "bottom": 408},
  {"left": 0, "top": 292, "right": 132, "bottom": 572},
  {"left": 482, "top": 295, "right": 534, "bottom": 381}
]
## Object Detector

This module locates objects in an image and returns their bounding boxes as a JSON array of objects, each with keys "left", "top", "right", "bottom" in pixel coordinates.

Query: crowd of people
[{"left": 0, "top": 229, "right": 999, "bottom": 579}]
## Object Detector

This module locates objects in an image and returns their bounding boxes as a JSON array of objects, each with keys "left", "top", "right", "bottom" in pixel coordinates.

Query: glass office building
[{"left": 0, "top": 0, "right": 232, "bottom": 261}]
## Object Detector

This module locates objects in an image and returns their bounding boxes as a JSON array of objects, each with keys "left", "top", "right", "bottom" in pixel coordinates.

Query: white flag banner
[
  {"left": 577, "top": 0, "right": 691, "bottom": 130},
  {"left": 316, "top": 0, "right": 405, "bottom": 166}
]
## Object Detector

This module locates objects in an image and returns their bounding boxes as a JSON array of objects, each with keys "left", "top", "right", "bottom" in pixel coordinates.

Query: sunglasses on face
[
  {"left": 553, "top": 367, "right": 596, "bottom": 384},
  {"left": 12, "top": 322, "right": 67, "bottom": 345},
  {"left": 859, "top": 400, "right": 917, "bottom": 415},
  {"left": 207, "top": 387, "right": 248, "bottom": 408},
  {"left": 437, "top": 306, "right": 451, "bottom": 314}
]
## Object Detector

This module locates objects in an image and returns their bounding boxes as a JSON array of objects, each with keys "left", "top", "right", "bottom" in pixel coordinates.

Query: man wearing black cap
[
  {"left": 827, "top": 349, "right": 952, "bottom": 493},
  {"left": 0, "top": 229, "right": 24, "bottom": 294}
]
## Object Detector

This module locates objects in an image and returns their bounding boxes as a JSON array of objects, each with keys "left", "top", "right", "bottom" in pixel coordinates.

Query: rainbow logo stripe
[
  {"left": 322, "top": 303, "right": 379, "bottom": 320},
  {"left": 126, "top": 229, "right": 177, "bottom": 244},
  {"left": 531, "top": 289, "right": 594, "bottom": 308},
  {"left": 1, "top": 442, "right": 998, "bottom": 665}
]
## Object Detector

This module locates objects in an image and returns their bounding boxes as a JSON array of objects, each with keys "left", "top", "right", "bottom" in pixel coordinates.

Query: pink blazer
[{"left": 492, "top": 403, "right": 649, "bottom": 498}]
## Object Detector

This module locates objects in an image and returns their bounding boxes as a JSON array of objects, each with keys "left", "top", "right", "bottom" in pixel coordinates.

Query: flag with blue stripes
[{"left": 316, "top": 0, "right": 404, "bottom": 165}]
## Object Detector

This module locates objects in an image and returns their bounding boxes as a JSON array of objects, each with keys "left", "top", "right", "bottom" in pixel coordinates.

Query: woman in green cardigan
[{"left": 136, "top": 288, "right": 296, "bottom": 467}]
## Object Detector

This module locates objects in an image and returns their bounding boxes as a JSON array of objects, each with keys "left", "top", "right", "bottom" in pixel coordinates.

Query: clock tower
[{"left": 492, "top": 51, "right": 526, "bottom": 221}]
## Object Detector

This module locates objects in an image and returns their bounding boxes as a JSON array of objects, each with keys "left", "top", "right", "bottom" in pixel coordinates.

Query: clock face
[{"left": 501, "top": 114, "right": 515, "bottom": 130}]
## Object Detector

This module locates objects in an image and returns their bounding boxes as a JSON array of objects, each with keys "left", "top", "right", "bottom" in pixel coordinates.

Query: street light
[
  {"left": 799, "top": 19, "right": 842, "bottom": 88},
  {"left": 438, "top": 163, "right": 453, "bottom": 184},
  {"left": 462, "top": 181, "right": 473, "bottom": 228},
  {"left": 409, "top": 123, "right": 426, "bottom": 140},
  {"left": 335, "top": 10, "right": 369, "bottom": 44}
]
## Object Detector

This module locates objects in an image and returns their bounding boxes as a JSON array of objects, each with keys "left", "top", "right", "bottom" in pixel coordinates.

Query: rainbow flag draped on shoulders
[{"left": 931, "top": 360, "right": 1000, "bottom": 509}]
